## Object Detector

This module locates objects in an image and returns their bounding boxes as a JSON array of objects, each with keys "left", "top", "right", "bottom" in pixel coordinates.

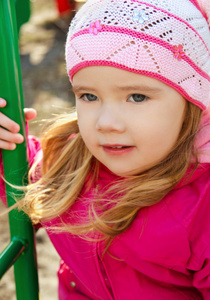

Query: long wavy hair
[{"left": 20, "top": 101, "right": 202, "bottom": 241}]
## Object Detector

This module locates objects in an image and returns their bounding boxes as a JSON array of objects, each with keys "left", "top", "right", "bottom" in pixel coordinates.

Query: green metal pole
[
  {"left": 0, "top": 0, "right": 39, "bottom": 299},
  {"left": 15, "top": 0, "right": 31, "bottom": 34},
  {"left": 0, "top": 237, "right": 26, "bottom": 278}
]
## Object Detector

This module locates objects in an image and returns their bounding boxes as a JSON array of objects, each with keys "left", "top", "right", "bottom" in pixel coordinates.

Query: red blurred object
[{"left": 55, "top": 0, "right": 76, "bottom": 14}]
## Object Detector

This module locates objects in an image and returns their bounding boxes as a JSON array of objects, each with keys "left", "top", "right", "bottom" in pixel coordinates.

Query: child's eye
[
  {"left": 128, "top": 94, "right": 148, "bottom": 103},
  {"left": 80, "top": 93, "right": 98, "bottom": 102}
]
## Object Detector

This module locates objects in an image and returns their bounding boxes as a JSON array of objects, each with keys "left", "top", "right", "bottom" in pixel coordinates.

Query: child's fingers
[
  {"left": 0, "top": 100, "right": 36, "bottom": 127},
  {"left": 24, "top": 108, "right": 37, "bottom": 121},
  {"left": 0, "top": 101, "right": 35, "bottom": 151},
  {"left": 0, "top": 140, "right": 16, "bottom": 150},
  {"left": 0, "top": 127, "right": 24, "bottom": 144},
  {"left": 0, "top": 98, "right": 7, "bottom": 108},
  {"left": 0, "top": 112, "right": 20, "bottom": 133},
  {"left": 0, "top": 98, "right": 20, "bottom": 132}
]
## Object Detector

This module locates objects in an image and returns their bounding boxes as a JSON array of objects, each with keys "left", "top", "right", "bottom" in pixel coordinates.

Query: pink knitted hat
[{"left": 65, "top": 0, "right": 210, "bottom": 110}]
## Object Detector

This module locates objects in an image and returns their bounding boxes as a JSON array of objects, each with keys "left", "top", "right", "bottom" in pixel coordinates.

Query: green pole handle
[
  {"left": 0, "top": 0, "right": 39, "bottom": 299},
  {"left": 15, "top": 0, "right": 31, "bottom": 34},
  {"left": 0, "top": 237, "right": 26, "bottom": 278}
]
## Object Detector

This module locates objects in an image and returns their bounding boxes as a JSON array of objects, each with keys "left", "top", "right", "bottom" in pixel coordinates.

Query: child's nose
[{"left": 96, "top": 103, "right": 125, "bottom": 133}]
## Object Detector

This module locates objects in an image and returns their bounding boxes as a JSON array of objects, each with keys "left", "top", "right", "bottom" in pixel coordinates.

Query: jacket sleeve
[{"left": 0, "top": 134, "right": 41, "bottom": 207}]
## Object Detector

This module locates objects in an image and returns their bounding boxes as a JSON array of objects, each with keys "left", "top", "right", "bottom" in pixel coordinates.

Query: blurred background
[{"left": 0, "top": 0, "right": 85, "bottom": 299}]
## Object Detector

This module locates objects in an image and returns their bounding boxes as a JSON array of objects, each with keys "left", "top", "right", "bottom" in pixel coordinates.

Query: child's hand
[{"left": 0, "top": 98, "right": 37, "bottom": 150}]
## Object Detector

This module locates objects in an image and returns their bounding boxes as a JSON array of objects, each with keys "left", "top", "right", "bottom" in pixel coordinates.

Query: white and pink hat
[{"left": 65, "top": 0, "right": 210, "bottom": 110}]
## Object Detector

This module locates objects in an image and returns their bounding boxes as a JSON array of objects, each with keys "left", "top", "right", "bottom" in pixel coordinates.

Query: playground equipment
[
  {"left": 15, "top": 0, "right": 31, "bottom": 34},
  {"left": 0, "top": 0, "right": 39, "bottom": 299}
]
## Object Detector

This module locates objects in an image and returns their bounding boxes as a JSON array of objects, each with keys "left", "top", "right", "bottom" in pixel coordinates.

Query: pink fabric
[
  {"left": 0, "top": 151, "right": 7, "bottom": 206},
  {"left": 69, "top": 25, "right": 210, "bottom": 81},
  {"left": 132, "top": 0, "right": 209, "bottom": 40},
  {"left": 50, "top": 161, "right": 210, "bottom": 300},
  {"left": 68, "top": 0, "right": 210, "bottom": 56},
  {"left": 189, "top": 0, "right": 210, "bottom": 23},
  {"left": 69, "top": 28, "right": 210, "bottom": 80},
  {"left": 67, "top": 29, "right": 210, "bottom": 109}
]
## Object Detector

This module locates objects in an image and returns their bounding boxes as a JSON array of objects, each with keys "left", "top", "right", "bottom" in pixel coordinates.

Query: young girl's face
[{"left": 73, "top": 66, "right": 186, "bottom": 177}]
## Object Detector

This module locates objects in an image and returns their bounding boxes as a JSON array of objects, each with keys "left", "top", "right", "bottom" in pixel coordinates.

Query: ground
[{"left": 0, "top": 0, "right": 82, "bottom": 299}]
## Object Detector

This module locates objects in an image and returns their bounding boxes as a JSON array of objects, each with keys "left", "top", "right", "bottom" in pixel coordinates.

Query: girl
[{"left": 1, "top": 0, "right": 210, "bottom": 299}]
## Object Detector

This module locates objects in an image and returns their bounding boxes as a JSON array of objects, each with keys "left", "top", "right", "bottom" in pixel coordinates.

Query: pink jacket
[{"left": 1, "top": 111, "right": 210, "bottom": 299}]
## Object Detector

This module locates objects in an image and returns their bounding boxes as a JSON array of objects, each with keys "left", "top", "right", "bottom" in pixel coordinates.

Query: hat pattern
[{"left": 66, "top": 0, "right": 210, "bottom": 109}]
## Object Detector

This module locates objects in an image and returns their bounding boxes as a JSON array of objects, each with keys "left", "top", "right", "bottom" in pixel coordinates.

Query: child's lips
[{"left": 101, "top": 144, "right": 135, "bottom": 155}]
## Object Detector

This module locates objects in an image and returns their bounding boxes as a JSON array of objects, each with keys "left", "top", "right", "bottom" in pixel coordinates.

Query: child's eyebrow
[
  {"left": 72, "top": 86, "right": 96, "bottom": 93},
  {"left": 116, "top": 85, "right": 162, "bottom": 93},
  {"left": 72, "top": 85, "right": 162, "bottom": 94}
]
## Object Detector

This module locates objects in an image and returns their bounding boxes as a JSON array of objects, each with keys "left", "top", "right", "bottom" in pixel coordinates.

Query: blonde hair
[{"left": 20, "top": 101, "right": 202, "bottom": 241}]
